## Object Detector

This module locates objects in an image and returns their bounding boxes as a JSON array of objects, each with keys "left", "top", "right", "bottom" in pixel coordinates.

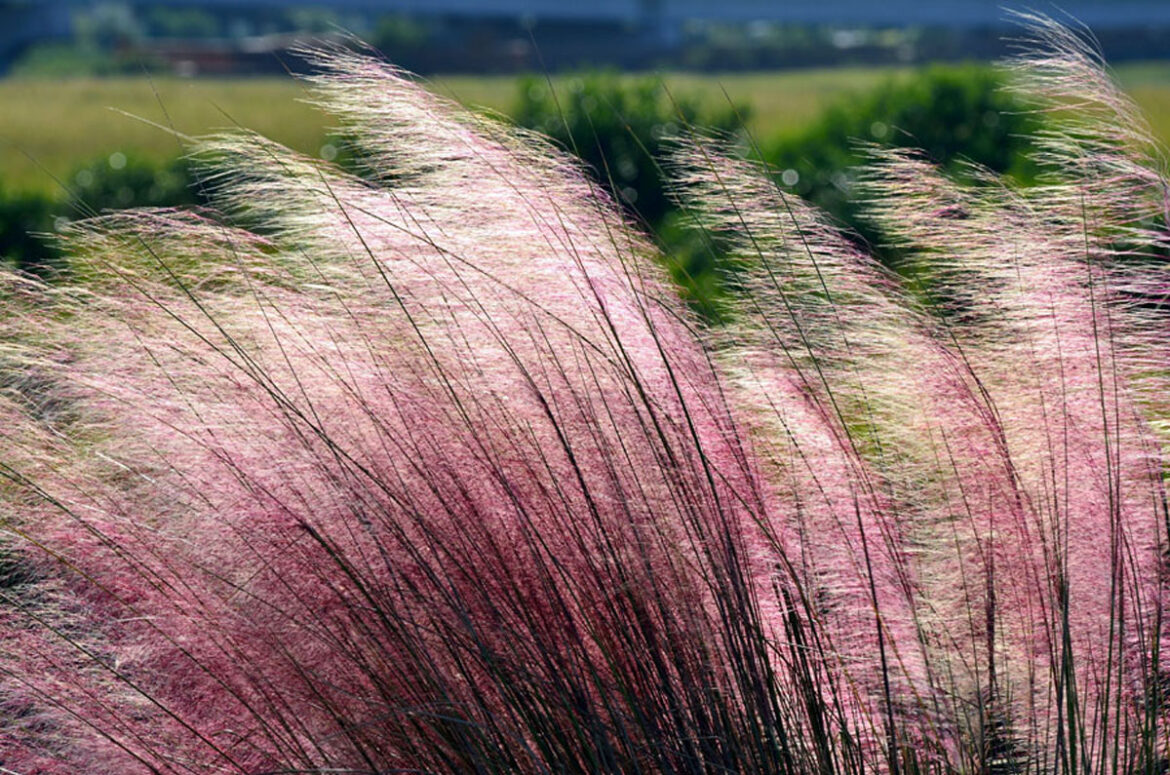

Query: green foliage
[
  {"left": 513, "top": 72, "right": 748, "bottom": 227},
  {"left": 655, "top": 209, "right": 738, "bottom": 320},
  {"left": 760, "top": 64, "right": 1039, "bottom": 255},
  {"left": 510, "top": 67, "right": 1039, "bottom": 316},
  {"left": 0, "top": 153, "right": 199, "bottom": 278},
  {"left": 0, "top": 186, "right": 58, "bottom": 275},
  {"left": 66, "top": 152, "right": 199, "bottom": 216}
]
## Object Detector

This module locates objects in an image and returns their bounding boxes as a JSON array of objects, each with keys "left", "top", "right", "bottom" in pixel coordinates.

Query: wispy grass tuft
[{"left": 1, "top": 16, "right": 1168, "bottom": 774}]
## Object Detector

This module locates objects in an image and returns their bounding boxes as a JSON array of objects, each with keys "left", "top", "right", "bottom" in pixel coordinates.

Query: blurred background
[{"left": 2, "top": 0, "right": 1169, "bottom": 312}]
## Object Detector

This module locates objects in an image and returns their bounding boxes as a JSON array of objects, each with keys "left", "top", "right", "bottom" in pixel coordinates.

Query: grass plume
[{"left": 1, "top": 16, "right": 1169, "bottom": 774}]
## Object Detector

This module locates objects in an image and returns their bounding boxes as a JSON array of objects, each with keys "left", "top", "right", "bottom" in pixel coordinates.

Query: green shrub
[
  {"left": 0, "top": 186, "right": 58, "bottom": 275},
  {"left": 512, "top": 67, "right": 1040, "bottom": 315},
  {"left": 0, "top": 153, "right": 200, "bottom": 278},
  {"left": 65, "top": 152, "right": 198, "bottom": 216},
  {"left": 759, "top": 64, "right": 1040, "bottom": 259},
  {"left": 513, "top": 72, "right": 748, "bottom": 227}
]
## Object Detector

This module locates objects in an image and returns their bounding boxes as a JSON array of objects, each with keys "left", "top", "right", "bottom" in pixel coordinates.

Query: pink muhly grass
[{"left": 0, "top": 15, "right": 1168, "bottom": 775}]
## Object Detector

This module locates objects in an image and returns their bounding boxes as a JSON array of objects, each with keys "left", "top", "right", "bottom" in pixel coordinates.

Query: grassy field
[
  {"left": 1, "top": 77, "right": 328, "bottom": 195},
  {"left": 1112, "top": 62, "right": 1170, "bottom": 147},
  {"left": 3, "top": 62, "right": 1170, "bottom": 196}
]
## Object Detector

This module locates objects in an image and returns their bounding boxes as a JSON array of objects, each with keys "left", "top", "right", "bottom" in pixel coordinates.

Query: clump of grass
[{"left": 1, "top": 15, "right": 1168, "bottom": 774}]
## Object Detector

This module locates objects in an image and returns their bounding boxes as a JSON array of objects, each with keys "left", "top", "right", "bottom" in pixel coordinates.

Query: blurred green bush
[
  {"left": 0, "top": 153, "right": 201, "bottom": 277},
  {"left": 511, "top": 65, "right": 1039, "bottom": 317},
  {"left": 513, "top": 71, "right": 748, "bottom": 225},
  {"left": 0, "top": 185, "right": 58, "bottom": 276},
  {"left": 759, "top": 64, "right": 1039, "bottom": 255},
  {"left": 65, "top": 152, "right": 199, "bottom": 213}
]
